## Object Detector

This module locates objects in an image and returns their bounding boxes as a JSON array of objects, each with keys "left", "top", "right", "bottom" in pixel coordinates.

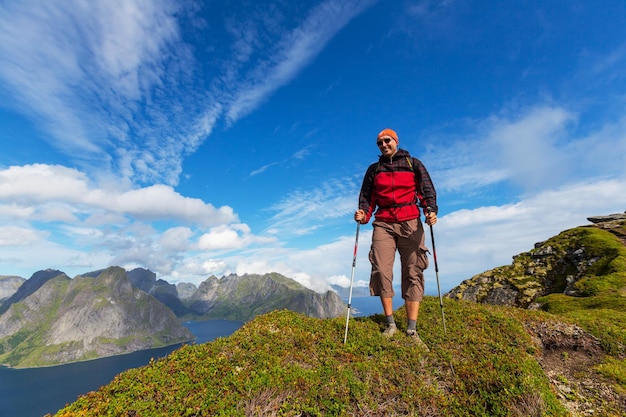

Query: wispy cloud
[
  {"left": 264, "top": 177, "right": 360, "bottom": 237},
  {"left": 423, "top": 103, "right": 626, "bottom": 197},
  {"left": 224, "top": 0, "right": 378, "bottom": 123},
  {"left": 0, "top": 1, "right": 195, "bottom": 181},
  {"left": 249, "top": 146, "right": 313, "bottom": 177},
  {"left": 250, "top": 162, "right": 280, "bottom": 177},
  {"left": 0, "top": 0, "right": 377, "bottom": 186}
]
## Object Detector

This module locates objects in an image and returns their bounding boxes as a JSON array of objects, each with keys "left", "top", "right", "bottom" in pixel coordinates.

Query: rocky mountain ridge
[
  {"left": 446, "top": 211, "right": 626, "bottom": 309},
  {"left": 0, "top": 268, "right": 63, "bottom": 315},
  {"left": 188, "top": 272, "right": 345, "bottom": 321},
  {"left": 0, "top": 267, "right": 346, "bottom": 367},
  {"left": 0, "top": 267, "right": 193, "bottom": 368}
]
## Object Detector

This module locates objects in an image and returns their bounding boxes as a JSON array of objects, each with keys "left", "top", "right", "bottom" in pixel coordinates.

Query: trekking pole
[
  {"left": 343, "top": 222, "right": 360, "bottom": 344},
  {"left": 428, "top": 222, "right": 447, "bottom": 336}
]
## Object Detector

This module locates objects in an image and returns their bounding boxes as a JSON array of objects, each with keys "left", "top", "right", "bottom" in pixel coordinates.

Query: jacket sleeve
[
  {"left": 413, "top": 157, "right": 438, "bottom": 214},
  {"left": 358, "top": 164, "right": 378, "bottom": 223}
]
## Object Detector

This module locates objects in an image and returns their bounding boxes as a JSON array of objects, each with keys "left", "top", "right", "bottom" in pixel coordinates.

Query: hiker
[{"left": 354, "top": 128, "right": 438, "bottom": 348}]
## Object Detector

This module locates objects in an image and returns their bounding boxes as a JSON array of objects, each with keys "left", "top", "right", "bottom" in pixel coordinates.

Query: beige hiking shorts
[{"left": 369, "top": 218, "right": 429, "bottom": 301}]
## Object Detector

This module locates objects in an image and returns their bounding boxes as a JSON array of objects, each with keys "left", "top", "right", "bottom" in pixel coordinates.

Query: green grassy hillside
[{"left": 52, "top": 296, "right": 625, "bottom": 416}]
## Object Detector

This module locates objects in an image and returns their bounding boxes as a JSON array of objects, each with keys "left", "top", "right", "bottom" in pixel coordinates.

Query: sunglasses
[{"left": 376, "top": 138, "right": 393, "bottom": 147}]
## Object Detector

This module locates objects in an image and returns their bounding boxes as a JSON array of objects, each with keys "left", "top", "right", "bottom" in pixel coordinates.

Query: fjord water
[
  {"left": 0, "top": 298, "right": 381, "bottom": 417},
  {"left": 0, "top": 320, "right": 244, "bottom": 417}
]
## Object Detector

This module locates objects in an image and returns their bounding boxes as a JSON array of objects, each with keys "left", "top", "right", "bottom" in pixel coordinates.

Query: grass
[
  {"left": 597, "top": 357, "right": 626, "bottom": 392},
  {"left": 534, "top": 227, "right": 626, "bottom": 357},
  {"left": 54, "top": 299, "right": 572, "bottom": 417}
]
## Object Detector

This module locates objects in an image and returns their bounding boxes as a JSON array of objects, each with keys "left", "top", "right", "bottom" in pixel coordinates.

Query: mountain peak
[
  {"left": 0, "top": 266, "right": 193, "bottom": 367},
  {"left": 188, "top": 271, "right": 344, "bottom": 321},
  {"left": 0, "top": 268, "right": 68, "bottom": 314}
]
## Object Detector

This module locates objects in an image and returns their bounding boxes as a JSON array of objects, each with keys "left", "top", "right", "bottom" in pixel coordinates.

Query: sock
[
  {"left": 386, "top": 315, "right": 396, "bottom": 327},
  {"left": 407, "top": 319, "right": 417, "bottom": 332}
]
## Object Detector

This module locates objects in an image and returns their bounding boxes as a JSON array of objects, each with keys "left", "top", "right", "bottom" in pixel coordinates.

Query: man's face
[{"left": 377, "top": 136, "right": 397, "bottom": 157}]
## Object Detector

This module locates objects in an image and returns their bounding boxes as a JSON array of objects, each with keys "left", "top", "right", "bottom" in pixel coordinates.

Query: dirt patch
[{"left": 525, "top": 321, "right": 626, "bottom": 416}]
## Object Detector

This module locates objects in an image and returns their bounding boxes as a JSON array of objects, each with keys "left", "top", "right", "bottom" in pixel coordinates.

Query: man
[{"left": 354, "top": 128, "right": 437, "bottom": 349}]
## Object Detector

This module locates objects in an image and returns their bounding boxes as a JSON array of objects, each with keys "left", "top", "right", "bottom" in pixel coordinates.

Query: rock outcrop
[{"left": 446, "top": 212, "right": 626, "bottom": 308}]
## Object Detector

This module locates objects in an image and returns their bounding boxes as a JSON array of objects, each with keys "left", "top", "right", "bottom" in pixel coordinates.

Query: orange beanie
[{"left": 377, "top": 128, "right": 398, "bottom": 144}]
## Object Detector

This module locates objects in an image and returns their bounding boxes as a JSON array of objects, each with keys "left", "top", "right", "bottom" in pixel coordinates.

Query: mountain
[
  {"left": 0, "top": 269, "right": 64, "bottom": 315},
  {"left": 126, "top": 268, "right": 190, "bottom": 316},
  {"left": 188, "top": 272, "right": 345, "bottom": 321},
  {"left": 331, "top": 283, "right": 370, "bottom": 299},
  {"left": 446, "top": 212, "right": 626, "bottom": 309},
  {"left": 0, "top": 266, "right": 193, "bottom": 368},
  {"left": 0, "top": 275, "right": 25, "bottom": 305},
  {"left": 0, "top": 268, "right": 347, "bottom": 367},
  {"left": 176, "top": 282, "right": 197, "bottom": 300},
  {"left": 50, "top": 215, "right": 626, "bottom": 416}
]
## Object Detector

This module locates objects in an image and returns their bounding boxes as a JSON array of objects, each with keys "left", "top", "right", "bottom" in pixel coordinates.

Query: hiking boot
[
  {"left": 406, "top": 330, "right": 430, "bottom": 351},
  {"left": 382, "top": 323, "right": 397, "bottom": 337}
]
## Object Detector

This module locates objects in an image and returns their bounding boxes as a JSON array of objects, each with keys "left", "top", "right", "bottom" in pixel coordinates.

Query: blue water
[
  {"left": 348, "top": 295, "right": 384, "bottom": 316},
  {"left": 0, "top": 319, "right": 243, "bottom": 417},
  {"left": 0, "top": 301, "right": 384, "bottom": 417}
]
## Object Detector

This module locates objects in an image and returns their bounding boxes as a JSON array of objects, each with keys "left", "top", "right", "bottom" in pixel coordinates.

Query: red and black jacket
[{"left": 358, "top": 148, "right": 437, "bottom": 224}]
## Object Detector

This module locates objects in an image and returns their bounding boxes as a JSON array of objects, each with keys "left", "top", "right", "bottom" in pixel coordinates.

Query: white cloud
[
  {"left": 486, "top": 106, "right": 575, "bottom": 188},
  {"left": 198, "top": 225, "right": 247, "bottom": 251},
  {"left": 159, "top": 227, "right": 194, "bottom": 251},
  {"left": 0, "top": 204, "right": 35, "bottom": 220},
  {"left": 235, "top": 260, "right": 274, "bottom": 277},
  {"left": 248, "top": 147, "right": 313, "bottom": 177},
  {"left": 327, "top": 274, "right": 368, "bottom": 289},
  {"left": 0, "top": 226, "right": 48, "bottom": 246},
  {"left": 167, "top": 259, "right": 229, "bottom": 282},
  {"left": 0, "top": 237, "right": 110, "bottom": 275},
  {"left": 0, "top": 163, "right": 249, "bottom": 279},
  {"left": 425, "top": 104, "right": 626, "bottom": 196},
  {"left": 0, "top": 164, "right": 90, "bottom": 202},
  {"left": 0, "top": 164, "right": 237, "bottom": 227},
  {"left": 250, "top": 162, "right": 279, "bottom": 177}
]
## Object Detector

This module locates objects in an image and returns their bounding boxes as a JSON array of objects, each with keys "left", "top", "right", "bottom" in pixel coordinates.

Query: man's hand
[
  {"left": 354, "top": 209, "right": 366, "bottom": 224},
  {"left": 425, "top": 211, "right": 437, "bottom": 226}
]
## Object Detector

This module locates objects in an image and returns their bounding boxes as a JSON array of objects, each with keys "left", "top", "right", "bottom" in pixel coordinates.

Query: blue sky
[{"left": 1, "top": 0, "right": 625, "bottom": 298}]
